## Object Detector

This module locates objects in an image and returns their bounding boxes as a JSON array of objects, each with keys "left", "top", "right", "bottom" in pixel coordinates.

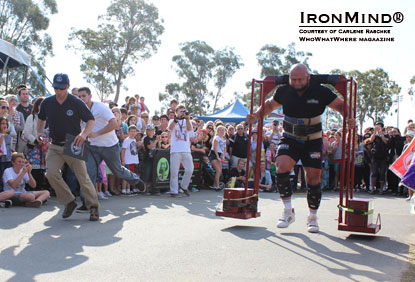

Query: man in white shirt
[
  {"left": 78, "top": 87, "right": 144, "bottom": 193},
  {"left": 168, "top": 105, "right": 193, "bottom": 197}
]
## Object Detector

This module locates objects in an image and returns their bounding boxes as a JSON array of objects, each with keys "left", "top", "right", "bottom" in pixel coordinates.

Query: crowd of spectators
[{"left": 0, "top": 86, "right": 414, "bottom": 209}]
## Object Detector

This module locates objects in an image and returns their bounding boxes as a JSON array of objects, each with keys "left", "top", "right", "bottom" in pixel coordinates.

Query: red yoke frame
[{"left": 216, "top": 75, "right": 381, "bottom": 234}]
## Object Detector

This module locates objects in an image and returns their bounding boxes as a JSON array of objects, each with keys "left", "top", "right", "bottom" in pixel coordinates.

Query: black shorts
[
  {"left": 276, "top": 136, "right": 322, "bottom": 169},
  {"left": 208, "top": 151, "right": 222, "bottom": 162}
]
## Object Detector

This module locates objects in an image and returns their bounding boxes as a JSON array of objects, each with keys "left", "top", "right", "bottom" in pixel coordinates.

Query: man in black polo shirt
[
  {"left": 247, "top": 63, "right": 355, "bottom": 233},
  {"left": 16, "top": 88, "right": 33, "bottom": 121},
  {"left": 37, "top": 73, "right": 99, "bottom": 221},
  {"left": 229, "top": 124, "right": 248, "bottom": 169}
]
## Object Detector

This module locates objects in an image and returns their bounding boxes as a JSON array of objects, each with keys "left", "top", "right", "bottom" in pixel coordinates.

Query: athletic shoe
[
  {"left": 190, "top": 188, "right": 199, "bottom": 192},
  {"left": 170, "top": 193, "right": 183, "bottom": 198},
  {"left": 307, "top": 214, "right": 319, "bottom": 233},
  {"left": 405, "top": 197, "right": 411, "bottom": 201},
  {"left": 134, "top": 178, "right": 146, "bottom": 193},
  {"left": 62, "top": 200, "right": 77, "bottom": 219},
  {"left": 277, "top": 208, "right": 295, "bottom": 228},
  {"left": 182, "top": 189, "right": 190, "bottom": 197},
  {"left": 104, "top": 191, "right": 112, "bottom": 197},
  {"left": 25, "top": 200, "right": 42, "bottom": 208},
  {"left": 0, "top": 200, "right": 12, "bottom": 208},
  {"left": 89, "top": 206, "right": 99, "bottom": 221},
  {"left": 98, "top": 192, "right": 108, "bottom": 200},
  {"left": 126, "top": 190, "right": 132, "bottom": 195},
  {"left": 76, "top": 204, "right": 89, "bottom": 213}
]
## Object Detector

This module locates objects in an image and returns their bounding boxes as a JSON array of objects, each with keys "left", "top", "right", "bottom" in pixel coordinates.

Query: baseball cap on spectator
[
  {"left": 199, "top": 129, "right": 208, "bottom": 134},
  {"left": 375, "top": 121, "right": 384, "bottom": 127},
  {"left": 109, "top": 101, "right": 117, "bottom": 107},
  {"left": 406, "top": 130, "right": 415, "bottom": 137},
  {"left": 273, "top": 119, "right": 279, "bottom": 125},
  {"left": 152, "top": 115, "right": 160, "bottom": 120},
  {"left": 252, "top": 129, "right": 258, "bottom": 133},
  {"left": 146, "top": 124, "right": 155, "bottom": 130},
  {"left": 52, "top": 73, "right": 70, "bottom": 89}
]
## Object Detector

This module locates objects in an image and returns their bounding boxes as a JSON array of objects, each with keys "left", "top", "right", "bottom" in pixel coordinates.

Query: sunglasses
[
  {"left": 53, "top": 87, "right": 66, "bottom": 91},
  {"left": 1, "top": 106, "right": 9, "bottom": 110},
  {"left": 161, "top": 136, "right": 168, "bottom": 138},
  {"left": 208, "top": 127, "right": 213, "bottom": 130},
  {"left": 141, "top": 116, "right": 149, "bottom": 118}
]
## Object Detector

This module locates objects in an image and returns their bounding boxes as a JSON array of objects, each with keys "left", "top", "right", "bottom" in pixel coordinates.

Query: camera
[{"left": 178, "top": 111, "right": 189, "bottom": 120}]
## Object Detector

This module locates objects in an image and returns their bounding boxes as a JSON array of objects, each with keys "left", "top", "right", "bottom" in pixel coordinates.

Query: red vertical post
[
  {"left": 244, "top": 80, "right": 255, "bottom": 193},
  {"left": 338, "top": 80, "right": 348, "bottom": 224},
  {"left": 253, "top": 84, "right": 265, "bottom": 195}
]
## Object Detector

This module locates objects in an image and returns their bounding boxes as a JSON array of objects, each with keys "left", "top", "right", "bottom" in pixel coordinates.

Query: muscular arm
[
  {"left": 248, "top": 98, "right": 281, "bottom": 123},
  {"left": 328, "top": 97, "right": 347, "bottom": 117}
]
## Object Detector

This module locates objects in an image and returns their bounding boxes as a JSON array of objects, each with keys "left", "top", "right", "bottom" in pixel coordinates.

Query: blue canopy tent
[{"left": 198, "top": 99, "right": 249, "bottom": 123}]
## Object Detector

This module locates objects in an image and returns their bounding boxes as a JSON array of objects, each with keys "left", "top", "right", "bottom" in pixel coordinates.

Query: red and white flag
[{"left": 390, "top": 138, "right": 415, "bottom": 179}]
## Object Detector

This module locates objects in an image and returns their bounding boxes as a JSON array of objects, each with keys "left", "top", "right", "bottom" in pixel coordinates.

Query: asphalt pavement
[{"left": 0, "top": 189, "right": 414, "bottom": 282}]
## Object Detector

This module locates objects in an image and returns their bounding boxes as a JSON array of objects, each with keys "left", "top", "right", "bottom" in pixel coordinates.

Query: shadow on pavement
[{"left": 0, "top": 203, "right": 146, "bottom": 282}]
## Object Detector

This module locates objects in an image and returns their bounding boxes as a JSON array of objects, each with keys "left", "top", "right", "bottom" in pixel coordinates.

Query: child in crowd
[
  {"left": 96, "top": 160, "right": 110, "bottom": 200},
  {"left": 157, "top": 131, "right": 170, "bottom": 150},
  {"left": 208, "top": 125, "right": 227, "bottom": 189},
  {"left": 3, "top": 152, "right": 49, "bottom": 207},
  {"left": 143, "top": 124, "right": 160, "bottom": 194},
  {"left": 121, "top": 125, "right": 139, "bottom": 195}
]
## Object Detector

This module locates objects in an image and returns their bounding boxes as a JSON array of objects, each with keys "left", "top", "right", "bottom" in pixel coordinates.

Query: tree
[
  {"left": 160, "top": 41, "right": 243, "bottom": 116},
  {"left": 242, "top": 42, "right": 313, "bottom": 111},
  {"left": 331, "top": 68, "right": 400, "bottom": 132},
  {"left": 409, "top": 75, "right": 415, "bottom": 96},
  {"left": 0, "top": 0, "right": 57, "bottom": 94},
  {"left": 212, "top": 47, "right": 243, "bottom": 111},
  {"left": 68, "top": 0, "right": 164, "bottom": 103}
]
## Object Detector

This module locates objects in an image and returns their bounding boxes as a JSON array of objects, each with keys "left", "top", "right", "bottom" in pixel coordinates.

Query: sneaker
[
  {"left": 406, "top": 197, "right": 412, "bottom": 201},
  {"left": 0, "top": 200, "right": 12, "bottom": 208},
  {"left": 170, "top": 193, "right": 183, "bottom": 198},
  {"left": 277, "top": 208, "right": 295, "bottom": 228},
  {"left": 89, "top": 206, "right": 99, "bottom": 221},
  {"left": 98, "top": 192, "right": 108, "bottom": 200},
  {"left": 126, "top": 190, "right": 132, "bottom": 195},
  {"left": 190, "top": 188, "right": 199, "bottom": 192},
  {"left": 132, "top": 188, "right": 139, "bottom": 194},
  {"left": 121, "top": 190, "right": 127, "bottom": 195},
  {"left": 62, "top": 200, "right": 77, "bottom": 219},
  {"left": 182, "top": 189, "right": 190, "bottom": 197},
  {"left": 76, "top": 204, "right": 89, "bottom": 213},
  {"left": 134, "top": 178, "right": 146, "bottom": 193},
  {"left": 307, "top": 214, "right": 319, "bottom": 233},
  {"left": 104, "top": 191, "right": 112, "bottom": 197},
  {"left": 25, "top": 200, "right": 42, "bottom": 208}
]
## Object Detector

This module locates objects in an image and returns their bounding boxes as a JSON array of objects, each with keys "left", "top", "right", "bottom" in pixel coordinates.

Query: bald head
[{"left": 289, "top": 63, "right": 310, "bottom": 92}]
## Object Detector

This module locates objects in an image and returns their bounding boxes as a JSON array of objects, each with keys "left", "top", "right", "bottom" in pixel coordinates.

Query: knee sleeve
[
  {"left": 307, "top": 184, "right": 322, "bottom": 210},
  {"left": 276, "top": 172, "right": 292, "bottom": 199}
]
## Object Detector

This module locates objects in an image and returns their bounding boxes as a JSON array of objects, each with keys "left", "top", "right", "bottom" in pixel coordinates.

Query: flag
[{"left": 389, "top": 137, "right": 415, "bottom": 179}]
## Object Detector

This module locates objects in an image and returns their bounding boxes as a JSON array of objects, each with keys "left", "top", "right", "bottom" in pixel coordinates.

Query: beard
[{"left": 291, "top": 83, "right": 309, "bottom": 92}]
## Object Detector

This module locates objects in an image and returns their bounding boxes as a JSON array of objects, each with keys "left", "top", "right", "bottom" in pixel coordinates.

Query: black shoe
[
  {"left": 76, "top": 204, "right": 89, "bottom": 213},
  {"left": 0, "top": 200, "right": 12, "bottom": 208},
  {"left": 62, "top": 200, "right": 77, "bottom": 219},
  {"left": 170, "top": 193, "right": 183, "bottom": 198},
  {"left": 89, "top": 206, "right": 99, "bottom": 221},
  {"left": 182, "top": 189, "right": 190, "bottom": 197},
  {"left": 135, "top": 178, "right": 146, "bottom": 193}
]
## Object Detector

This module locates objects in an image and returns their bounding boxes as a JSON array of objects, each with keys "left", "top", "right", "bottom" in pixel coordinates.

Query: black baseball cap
[{"left": 52, "top": 73, "right": 70, "bottom": 89}]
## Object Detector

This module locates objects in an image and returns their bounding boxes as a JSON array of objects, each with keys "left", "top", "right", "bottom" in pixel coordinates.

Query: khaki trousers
[{"left": 45, "top": 143, "right": 99, "bottom": 209}]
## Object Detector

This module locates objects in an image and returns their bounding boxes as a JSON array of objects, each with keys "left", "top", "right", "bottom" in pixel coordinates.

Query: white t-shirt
[
  {"left": 211, "top": 136, "right": 226, "bottom": 154},
  {"left": 122, "top": 137, "right": 139, "bottom": 165},
  {"left": 168, "top": 119, "right": 192, "bottom": 153},
  {"left": 267, "top": 131, "right": 281, "bottom": 146},
  {"left": 89, "top": 101, "right": 119, "bottom": 147},
  {"left": 3, "top": 167, "right": 29, "bottom": 194}
]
